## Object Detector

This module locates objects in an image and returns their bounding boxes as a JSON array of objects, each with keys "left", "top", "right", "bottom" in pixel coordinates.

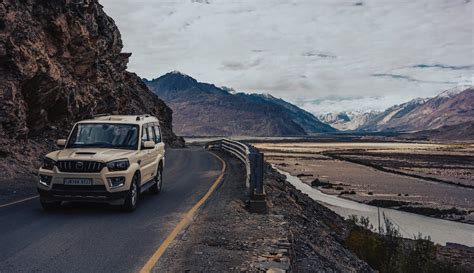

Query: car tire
[
  {"left": 41, "top": 200, "right": 61, "bottom": 210},
  {"left": 122, "top": 174, "right": 139, "bottom": 212},
  {"left": 149, "top": 165, "right": 163, "bottom": 195}
]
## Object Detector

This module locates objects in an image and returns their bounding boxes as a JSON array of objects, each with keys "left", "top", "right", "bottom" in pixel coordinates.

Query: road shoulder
[{"left": 154, "top": 151, "right": 373, "bottom": 272}]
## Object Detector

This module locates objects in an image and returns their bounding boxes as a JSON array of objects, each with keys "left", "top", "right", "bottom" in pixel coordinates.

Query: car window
[
  {"left": 67, "top": 123, "right": 139, "bottom": 150},
  {"left": 153, "top": 125, "right": 161, "bottom": 143},
  {"left": 147, "top": 126, "right": 155, "bottom": 144},
  {"left": 141, "top": 126, "right": 149, "bottom": 142}
]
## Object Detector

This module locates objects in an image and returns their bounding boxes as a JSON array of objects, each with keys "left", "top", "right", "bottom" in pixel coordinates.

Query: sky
[{"left": 101, "top": 0, "right": 473, "bottom": 115}]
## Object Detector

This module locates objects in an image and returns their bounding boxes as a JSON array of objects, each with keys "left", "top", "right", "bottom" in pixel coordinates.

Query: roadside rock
[{"left": 264, "top": 164, "right": 374, "bottom": 272}]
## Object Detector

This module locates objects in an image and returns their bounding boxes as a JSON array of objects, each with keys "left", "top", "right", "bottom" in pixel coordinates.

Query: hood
[{"left": 46, "top": 148, "right": 138, "bottom": 162}]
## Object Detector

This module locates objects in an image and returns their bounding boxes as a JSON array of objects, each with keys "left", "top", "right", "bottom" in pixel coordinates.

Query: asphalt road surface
[{"left": 0, "top": 148, "right": 224, "bottom": 273}]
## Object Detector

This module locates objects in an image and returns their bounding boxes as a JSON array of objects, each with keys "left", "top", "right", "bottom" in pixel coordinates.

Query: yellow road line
[
  {"left": 139, "top": 152, "right": 226, "bottom": 273},
  {"left": 0, "top": 195, "right": 39, "bottom": 208}
]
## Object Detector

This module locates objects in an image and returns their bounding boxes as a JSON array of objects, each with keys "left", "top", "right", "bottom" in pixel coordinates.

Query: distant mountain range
[
  {"left": 144, "top": 72, "right": 335, "bottom": 136},
  {"left": 319, "top": 111, "right": 380, "bottom": 131},
  {"left": 320, "top": 86, "right": 473, "bottom": 139}
]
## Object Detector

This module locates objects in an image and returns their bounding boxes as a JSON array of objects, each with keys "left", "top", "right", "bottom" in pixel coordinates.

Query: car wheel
[
  {"left": 149, "top": 166, "right": 163, "bottom": 195},
  {"left": 41, "top": 200, "right": 61, "bottom": 210},
  {"left": 122, "top": 174, "right": 139, "bottom": 212}
]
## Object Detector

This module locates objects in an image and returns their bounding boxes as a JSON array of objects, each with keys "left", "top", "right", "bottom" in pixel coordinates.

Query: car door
[
  {"left": 139, "top": 124, "right": 154, "bottom": 183},
  {"left": 153, "top": 124, "right": 165, "bottom": 165},
  {"left": 146, "top": 125, "right": 160, "bottom": 176}
]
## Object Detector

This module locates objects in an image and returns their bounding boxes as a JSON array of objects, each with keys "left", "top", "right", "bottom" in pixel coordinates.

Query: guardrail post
[
  {"left": 249, "top": 151, "right": 266, "bottom": 213},
  {"left": 248, "top": 152, "right": 257, "bottom": 197},
  {"left": 255, "top": 152, "right": 264, "bottom": 195}
]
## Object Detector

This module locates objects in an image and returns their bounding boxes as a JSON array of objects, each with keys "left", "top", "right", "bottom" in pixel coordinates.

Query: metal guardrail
[{"left": 205, "top": 138, "right": 266, "bottom": 212}]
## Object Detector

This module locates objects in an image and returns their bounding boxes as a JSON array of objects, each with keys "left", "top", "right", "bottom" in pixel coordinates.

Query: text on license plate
[{"left": 64, "top": 178, "right": 92, "bottom": 186}]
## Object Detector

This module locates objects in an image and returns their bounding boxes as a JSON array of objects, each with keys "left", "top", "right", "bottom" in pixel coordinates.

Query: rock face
[
  {"left": 0, "top": 0, "right": 181, "bottom": 179},
  {"left": 0, "top": 0, "right": 180, "bottom": 144},
  {"left": 145, "top": 71, "right": 336, "bottom": 136}
]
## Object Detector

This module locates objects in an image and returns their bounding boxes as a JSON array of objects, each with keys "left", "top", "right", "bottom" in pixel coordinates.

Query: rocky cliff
[
  {"left": 145, "top": 71, "right": 335, "bottom": 136},
  {"left": 0, "top": 0, "right": 181, "bottom": 180}
]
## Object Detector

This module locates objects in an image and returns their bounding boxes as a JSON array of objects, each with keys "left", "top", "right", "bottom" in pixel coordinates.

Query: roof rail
[
  {"left": 135, "top": 114, "right": 151, "bottom": 121},
  {"left": 93, "top": 113, "right": 111, "bottom": 118}
]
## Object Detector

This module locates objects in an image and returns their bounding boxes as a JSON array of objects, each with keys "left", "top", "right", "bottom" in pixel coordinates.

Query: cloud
[
  {"left": 412, "top": 64, "right": 474, "bottom": 70},
  {"left": 221, "top": 58, "right": 262, "bottom": 71},
  {"left": 101, "top": 0, "right": 473, "bottom": 114},
  {"left": 372, "top": 73, "right": 458, "bottom": 84},
  {"left": 296, "top": 95, "right": 414, "bottom": 115}
]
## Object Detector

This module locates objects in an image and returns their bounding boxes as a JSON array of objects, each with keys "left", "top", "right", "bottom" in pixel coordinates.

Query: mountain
[
  {"left": 359, "top": 86, "right": 473, "bottom": 132},
  {"left": 253, "top": 94, "right": 336, "bottom": 133},
  {"left": 405, "top": 121, "right": 474, "bottom": 141},
  {"left": 319, "top": 86, "right": 473, "bottom": 138},
  {"left": 319, "top": 112, "right": 351, "bottom": 124},
  {"left": 319, "top": 111, "right": 380, "bottom": 131},
  {"left": 144, "top": 72, "right": 335, "bottom": 136},
  {"left": 358, "top": 97, "right": 429, "bottom": 131},
  {"left": 0, "top": 0, "right": 181, "bottom": 180}
]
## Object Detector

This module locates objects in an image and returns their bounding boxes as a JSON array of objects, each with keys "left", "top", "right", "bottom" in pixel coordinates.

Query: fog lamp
[
  {"left": 108, "top": 177, "right": 126, "bottom": 188},
  {"left": 39, "top": 174, "right": 52, "bottom": 187}
]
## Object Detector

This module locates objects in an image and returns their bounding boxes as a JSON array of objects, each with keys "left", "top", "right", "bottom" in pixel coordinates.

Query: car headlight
[
  {"left": 42, "top": 157, "right": 56, "bottom": 170},
  {"left": 106, "top": 159, "right": 130, "bottom": 171}
]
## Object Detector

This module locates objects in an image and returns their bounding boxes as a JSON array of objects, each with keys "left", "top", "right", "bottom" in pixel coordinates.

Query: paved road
[{"left": 0, "top": 148, "right": 223, "bottom": 273}]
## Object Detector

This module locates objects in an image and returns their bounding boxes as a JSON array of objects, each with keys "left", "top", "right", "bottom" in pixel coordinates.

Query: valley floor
[{"left": 253, "top": 141, "right": 474, "bottom": 224}]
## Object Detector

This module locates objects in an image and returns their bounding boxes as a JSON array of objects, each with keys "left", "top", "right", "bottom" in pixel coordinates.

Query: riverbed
[{"left": 276, "top": 168, "right": 474, "bottom": 247}]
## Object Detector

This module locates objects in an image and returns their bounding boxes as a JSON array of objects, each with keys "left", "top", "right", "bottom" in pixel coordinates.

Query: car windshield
[{"left": 67, "top": 123, "right": 139, "bottom": 150}]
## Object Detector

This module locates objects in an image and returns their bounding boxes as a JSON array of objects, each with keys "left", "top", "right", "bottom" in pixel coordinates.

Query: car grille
[{"left": 57, "top": 160, "right": 104, "bottom": 173}]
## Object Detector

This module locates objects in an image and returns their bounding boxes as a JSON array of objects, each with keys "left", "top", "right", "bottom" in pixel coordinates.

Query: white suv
[{"left": 37, "top": 115, "right": 165, "bottom": 211}]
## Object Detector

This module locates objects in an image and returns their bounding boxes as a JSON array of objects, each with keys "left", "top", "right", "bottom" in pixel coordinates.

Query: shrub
[{"left": 345, "top": 215, "right": 469, "bottom": 273}]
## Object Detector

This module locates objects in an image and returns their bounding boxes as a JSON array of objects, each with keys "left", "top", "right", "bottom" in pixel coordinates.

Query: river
[{"left": 276, "top": 168, "right": 474, "bottom": 247}]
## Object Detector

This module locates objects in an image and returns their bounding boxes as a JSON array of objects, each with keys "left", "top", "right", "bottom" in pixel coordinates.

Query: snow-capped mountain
[
  {"left": 319, "top": 111, "right": 380, "bottom": 131},
  {"left": 359, "top": 97, "right": 430, "bottom": 131},
  {"left": 435, "top": 85, "right": 472, "bottom": 98},
  {"left": 320, "top": 86, "right": 473, "bottom": 135},
  {"left": 362, "top": 86, "right": 473, "bottom": 132}
]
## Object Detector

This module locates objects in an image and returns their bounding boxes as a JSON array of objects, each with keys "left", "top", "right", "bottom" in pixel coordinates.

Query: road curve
[{"left": 0, "top": 147, "right": 223, "bottom": 273}]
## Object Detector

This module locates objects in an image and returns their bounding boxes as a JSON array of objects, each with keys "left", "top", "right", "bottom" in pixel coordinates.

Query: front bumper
[
  {"left": 37, "top": 166, "right": 134, "bottom": 204},
  {"left": 38, "top": 186, "right": 128, "bottom": 204}
]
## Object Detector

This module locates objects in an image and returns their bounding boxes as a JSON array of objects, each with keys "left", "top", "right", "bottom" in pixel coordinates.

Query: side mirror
[
  {"left": 142, "top": 140, "right": 155, "bottom": 149},
  {"left": 56, "top": 139, "right": 66, "bottom": 148}
]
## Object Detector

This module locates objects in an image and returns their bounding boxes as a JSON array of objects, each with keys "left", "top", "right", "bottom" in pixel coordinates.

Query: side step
[{"left": 140, "top": 178, "right": 156, "bottom": 193}]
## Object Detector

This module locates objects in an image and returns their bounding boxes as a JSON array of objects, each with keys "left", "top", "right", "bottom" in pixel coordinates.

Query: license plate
[{"left": 64, "top": 178, "right": 92, "bottom": 186}]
